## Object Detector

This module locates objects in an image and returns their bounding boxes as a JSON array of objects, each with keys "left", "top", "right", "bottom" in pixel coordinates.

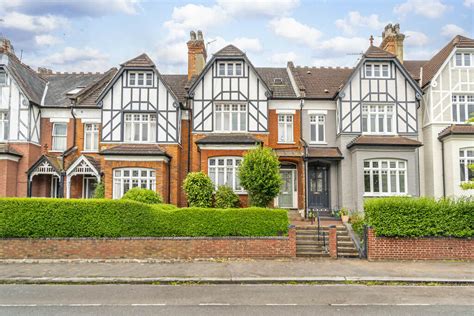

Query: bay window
[
  {"left": 0, "top": 112, "right": 7, "bottom": 141},
  {"left": 124, "top": 113, "right": 156, "bottom": 142},
  {"left": 208, "top": 157, "right": 243, "bottom": 192},
  {"left": 362, "top": 104, "right": 394, "bottom": 134},
  {"left": 84, "top": 123, "right": 99, "bottom": 152},
  {"left": 310, "top": 115, "right": 325, "bottom": 143},
  {"left": 459, "top": 148, "right": 474, "bottom": 182},
  {"left": 215, "top": 104, "right": 247, "bottom": 132},
  {"left": 452, "top": 95, "right": 474, "bottom": 123},
  {"left": 364, "top": 159, "right": 407, "bottom": 196},
  {"left": 52, "top": 122, "right": 67, "bottom": 151},
  {"left": 278, "top": 114, "right": 293, "bottom": 143},
  {"left": 113, "top": 168, "right": 156, "bottom": 199}
]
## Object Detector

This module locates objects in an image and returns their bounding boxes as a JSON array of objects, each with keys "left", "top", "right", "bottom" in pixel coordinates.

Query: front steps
[{"left": 295, "top": 225, "right": 359, "bottom": 258}]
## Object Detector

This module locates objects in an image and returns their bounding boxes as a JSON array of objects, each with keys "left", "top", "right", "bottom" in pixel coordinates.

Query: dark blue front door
[{"left": 308, "top": 164, "right": 329, "bottom": 209}]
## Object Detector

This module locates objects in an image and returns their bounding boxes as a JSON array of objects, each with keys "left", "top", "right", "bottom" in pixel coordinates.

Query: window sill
[
  {"left": 364, "top": 193, "right": 410, "bottom": 197},
  {"left": 309, "top": 141, "right": 327, "bottom": 145},
  {"left": 361, "top": 132, "right": 397, "bottom": 136},
  {"left": 82, "top": 151, "right": 99, "bottom": 153},
  {"left": 49, "top": 150, "right": 65, "bottom": 153},
  {"left": 277, "top": 142, "right": 295, "bottom": 145}
]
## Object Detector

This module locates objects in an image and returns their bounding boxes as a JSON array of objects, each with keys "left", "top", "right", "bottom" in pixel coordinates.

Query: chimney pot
[
  {"left": 190, "top": 31, "right": 196, "bottom": 41},
  {"left": 380, "top": 23, "right": 405, "bottom": 63},
  {"left": 197, "top": 30, "right": 203, "bottom": 40}
]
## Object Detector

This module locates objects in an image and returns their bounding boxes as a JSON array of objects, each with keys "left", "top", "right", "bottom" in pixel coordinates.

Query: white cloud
[
  {"left": 269, "top": 17, "right": 322, "bottom": 48},
  {"left": 2, "top": 12, "right": 68, "bottom": 33},
  {"left": 30, "top": 47, "right": 110, "bottom": 72},
  {"left": 270, "top": 52, "right": 298, "bottom": 65},
  {"left": 232, "top": 37, "right": 263, "bottom": 52},
  {"left": 217, "top": 0, "right": 299, "bottom": 17},
  {"left": 335, "top": 11, "right": 386, "bottom": 35},
  {"left": 464, "top": 0, "right": 474, "bottom": 7},
  {"left": 319, "top": 36, "right": 368, "bottom": 54},
  {"left": 155, "top": 41, "right": 188, "bottom": 67},
  {"left": 441, "top": 24, "right": 468, "bottom": 38},
  {"left": 34, "top": 34, "right": 61, "bottom": 46},
  {"left": 394, "top": 0, "right": 447, "bottom": 18},
  {"left": 404, "top": 31, "right": 429, "bottom": 47}
]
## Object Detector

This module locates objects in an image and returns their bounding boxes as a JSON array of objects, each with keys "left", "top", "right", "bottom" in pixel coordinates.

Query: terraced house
[{"left": 0, "top": 24, "right": 472, "bottom": 212}]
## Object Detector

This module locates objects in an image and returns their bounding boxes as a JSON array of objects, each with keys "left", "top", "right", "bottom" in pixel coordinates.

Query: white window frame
[
  {"left": 452, "top": 95, "right": 474, "bottom": 123},
  {"left": 217, "top": 62, "right": 243, "bottom": 77},
  {"left": 278, "top": 114, "right": 294, "bottom": 143},
  {"left": 83, "top": 123, "right": 99, "bottom": 152},
  {"left": 113, "top": 168, "right": 156, "bottom": 199},
  {"left": 0, "top": 70, "right": 7, "bottom": 86},
  {"left": 52, "top": 122, "right": 68, "bottom": 152},
  {"left": 51, "top": 175, "right": 60, "bottom": 198},
  {"left": 365, "top": 63, "right": 390, "bottom": 78},
  {"left": 459, "top": 148, "right": 474, "bottom": 183},
  {"left": 364, "top": 159, "right": 408, "bottom": 196},
  {"left": 215, "top": 103, "right": 247, "bottom": 132},
  {"left": 208, "top": 157, "right": 243, "bottom": 192},
  {"left": 362, "top": 104, "right": 395, "bottom": 134},
  {"left": 309, "top": 114, "right": 325, "bottom": 143},
  {"left": 82, "top": 176, "right": 97, "bottom": 199},
  {"left": 124, "top": 113, "right": 156, "bottom": 143},
  {"left": 0, "top": 112, "right": 7, "bottom": 141},
  {"left": 455, "top": 52, "right": 472, "bottom": 67},
  {"left": 128, "top": 71, "right": 153, "bottom": 87}
]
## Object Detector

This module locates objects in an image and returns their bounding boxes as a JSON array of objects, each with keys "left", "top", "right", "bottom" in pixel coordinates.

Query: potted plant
[
  {"left": 308, "top": 209, "right": 315, "bottom": 225},
  {"left": 339, "top": 208, "right": 349, "bottom": 223}
]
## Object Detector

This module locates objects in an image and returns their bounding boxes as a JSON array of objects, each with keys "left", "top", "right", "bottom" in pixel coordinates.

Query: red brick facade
[
  {"left": 0, "top": 228, "right": 296, "bottom": 259},
  {"left": 367, "top": 228, "right": 474, "bottom": 261}
]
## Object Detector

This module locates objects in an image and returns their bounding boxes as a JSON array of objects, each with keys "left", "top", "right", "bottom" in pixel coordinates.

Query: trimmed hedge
[
  {"left": 0, "top": 198, "right": 288, "bottom": 238},
  {"left": 122, "top": 188, "right": 163, "bottom": 204},
  {"left": 365, "top": 197, "right": 474, "bottom": 238}
]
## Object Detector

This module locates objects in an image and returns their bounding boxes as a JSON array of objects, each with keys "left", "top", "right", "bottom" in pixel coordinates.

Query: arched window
[
  {"left": 208, "top": 157, "right": 243, "bottom": 192},
  {"left": 459, "top": 148, "right": 474, "bottom": 182},
  {"left": 364, "top": 159, "right": 407, "bottom": 196},
  {"left": 113, "top": 168, "right": 156, "bottom": 199}
]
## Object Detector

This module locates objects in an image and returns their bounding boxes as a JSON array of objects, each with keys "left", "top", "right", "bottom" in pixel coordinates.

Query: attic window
[
  {"left": 365, "top": 63, "right": 390, "bottom": 78},
  {"left": 218, "top": 62, "right": 243, "bottom": 77},
  {"left": 129, "top": 71, "right": 153, "bottom": 87},
  {"left": 66, "top": 87, "right": 84, "bottom": 95},
  {"left": 273, "top": 78, "right": 284, "bottom": 85},
  {"left": 0, "top": 70, "right": 7, "bottom": 86},
  {"left": 455, "top": 53, "right": 472, "bottom": 67}
]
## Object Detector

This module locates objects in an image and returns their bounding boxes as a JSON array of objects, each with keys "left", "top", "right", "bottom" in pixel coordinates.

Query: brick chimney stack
[
  {"left": 0, "top": 37, "right": 15, "bottom": 55},
  {"left": 380, "top": 23, "right": 405, "bottom": 63},
  {"left": 187, "top": 30, "right": 207, "bottom": 80}
]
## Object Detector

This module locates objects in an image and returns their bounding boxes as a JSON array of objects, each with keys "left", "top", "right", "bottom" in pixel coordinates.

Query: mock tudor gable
[{"left": 188, "top": 45, "right": 271, "bottom": 133}]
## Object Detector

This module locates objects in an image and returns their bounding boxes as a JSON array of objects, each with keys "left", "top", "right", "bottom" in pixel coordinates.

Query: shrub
[
  {"left": 364, "top": 197, "right": 474, "bottom": 237},
  {"left": 182, "top": 172, "right": 214, "bottom": 207},
  {"left": 215, "top": 185, "right": 240, "bottom": 208},
  {"left": 0, "top": 198, "right": 288, "bottom": 237},
  {"left": 239, "top": 146, "right": 282, "bottom": 207},
  {"left": 92, "top": 182, "right": 105, "bottom": 198},
  {"left": 349, "top": 212, "right": 365, "bottom": 237},
  {"left": 122, "top": 187, "right": 163, "bottom": 204}
]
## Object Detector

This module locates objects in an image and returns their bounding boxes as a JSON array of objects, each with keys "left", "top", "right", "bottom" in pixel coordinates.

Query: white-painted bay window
[
  {"left": 208, "top": 157, "right": 243, "bottom": 192},
  {"left": 84, "top": 123, "right": 99, "bottom": 152},
  {"left": 364, "top": 159, "right": 407, "bottom": 196},
  {"left": 278, "top": 114, "right": 293, "bottom": 143},
  {"left": 452, "top": 95, "right": 474, "bottom": 123},
  {"left": 124, "top": 113, "right": 156, "bottom": 142},
  {"left": 215, "top": 104, "right": 247, "bottom": 132},
  {"left": 0, "top": 112, "right": 8, "bottom": 141},
  {"left": 113, "top": 168, "right": 156, "bottom": 199},
  {"left": 310, "top": 114, "right": 325, "bottom": 143},
  {"left": 52, "top": 122, "right": 68, "bottom": 151},
  {"left": 362, "top": 104, "right": 394, "bottom": 134},
  {"left": 459, "top": 148, "right": 474, "bottom": 182}
]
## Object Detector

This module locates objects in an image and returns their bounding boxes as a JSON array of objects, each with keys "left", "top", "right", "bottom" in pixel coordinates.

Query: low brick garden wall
[
  {"left": 0, "top": 228, "right": 296, "bottom": 259},
  {"left": 367, "top": 228, "right": 474, "bottom": 261}
]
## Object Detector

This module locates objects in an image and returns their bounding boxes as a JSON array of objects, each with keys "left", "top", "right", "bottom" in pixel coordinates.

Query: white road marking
[
  {"left": 265, "top": 303, "right": 297, "bottom": 306},
  {"left": 198, "top": 303, "right": 230, "bottom": 306}
]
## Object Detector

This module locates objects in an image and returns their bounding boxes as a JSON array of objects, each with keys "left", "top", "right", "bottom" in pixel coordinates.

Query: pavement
[{"left": 0, "top": 258, "right": 473, "bottom": 284}]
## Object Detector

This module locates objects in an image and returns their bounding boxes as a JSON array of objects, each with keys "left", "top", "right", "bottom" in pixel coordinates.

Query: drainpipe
[
  {"left": 299, "top": 98, "right": 309, "bottom": 217},
  {"left": 440, "top": 139, "right": 446, "bottom": 198},
  {"left": 59, "top": 106, "right": 77, "bottom": 198},
  {"left": 167, "top": 156, "right": 172, "bottom": 204}
]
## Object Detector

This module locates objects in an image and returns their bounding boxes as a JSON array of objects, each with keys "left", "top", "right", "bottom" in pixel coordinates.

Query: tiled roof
[
  {"left": 44, "top": 155, "right": 63, "bottom": 172},
  {"left": 289, "top": 65, "right": 353, "bottom": 99},
  {"left": 214, "top": 45, "right": 245, "bottom": 57},
  {"left": 3, "top": 52, "right": 46, "bottom": 105},
  {"left": 195, "top": 134, "right": 262, "bottom": 145},
  {"left": 307, "top": 147, "right": 343, "bottom": 159},
  {"left": 162, "top": 74, "right": 189, "bottom": 104},
  {"left": 347, "top": 135, "right": 422, "bottom": 149},
  {"left": 256, "top": 67, "right": 296, "bottom": 98},
  {"left": 78, "top": 68, "right": 117, "bottom": 106},
  {"left": 121, "top": 53, "right": 155, "bottom": 67},
  {"left": 0, "top": 143, "right": 22, "bottom": 157},
  {"left": 421, "top": 35, "right": 474, "bottom": 87},
  {"left": 403, "top": 60, "right": 427, "bottom": 81},
  {"left": 364, "top": 45, "right": 396, "bottom": 58},
  {"left": 274, "top": 149, "right": 303, "bottom": 157},
  {"left": 100, "top": 144, "right": 168, "bottom": 156},
  {"left": 438, "top": 124, "right": 474, "bottom": 140}
]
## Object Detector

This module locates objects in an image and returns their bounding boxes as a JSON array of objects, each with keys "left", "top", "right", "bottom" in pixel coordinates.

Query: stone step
[
  {"left": 337, "top": 245, "right": 358, "bottom": 251},
  {"left": 338, "top": 252, "right": 359, "bottom": 258},
  {"left": 296, "top": 251, "right": 330, "bottom": 257},
  {"left": 296, "top": 226, "right": 345, "bottom": 230}
]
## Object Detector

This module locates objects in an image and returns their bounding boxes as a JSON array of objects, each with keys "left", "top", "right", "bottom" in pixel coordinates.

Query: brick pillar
[
  {"left": 288, "top": 225, "right": 297, "bottom": 257},
  {"left": 328, "top": 225, "right": 338, "bottom": 259},
  {"left": 367, "top": 227, "right": 375, "bottom": 261}
]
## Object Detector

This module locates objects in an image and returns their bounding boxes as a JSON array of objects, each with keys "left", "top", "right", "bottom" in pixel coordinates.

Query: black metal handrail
[{"left": 316, "top": 208, "right": 321, "bottom": 241}]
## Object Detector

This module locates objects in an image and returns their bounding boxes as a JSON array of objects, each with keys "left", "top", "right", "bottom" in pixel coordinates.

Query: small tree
[
  {"left": 215, "top": 185, "right": 240, "bottom": 208},
  {"left": 183, "top": 172, "right": 214, "bottom": 207},
  {"left": 92, "top": 182, "right": 105, "bottom": 198},
  {"left": 122, "top": 187, "right": 163, "bottom": 204},
  {"left": 239, "top": 146, "right": 282, "bottom": 207}
]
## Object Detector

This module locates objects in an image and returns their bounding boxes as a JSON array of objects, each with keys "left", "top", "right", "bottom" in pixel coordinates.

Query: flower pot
[{"left": 341, "top": 215, "right": 349, "bottom": 223}]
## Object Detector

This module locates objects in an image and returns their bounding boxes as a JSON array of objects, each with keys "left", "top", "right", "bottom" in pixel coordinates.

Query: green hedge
[
  {"left": 0, "top": 198, "right": 288, "bottom": 238},
  {"left": 364, "top": 197, "right": 474, "bottom": 238}
]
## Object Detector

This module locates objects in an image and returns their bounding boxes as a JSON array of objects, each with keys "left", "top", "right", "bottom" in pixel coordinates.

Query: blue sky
[{"left": 1, "top": 0, "right": 473, "bottom": 73}]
